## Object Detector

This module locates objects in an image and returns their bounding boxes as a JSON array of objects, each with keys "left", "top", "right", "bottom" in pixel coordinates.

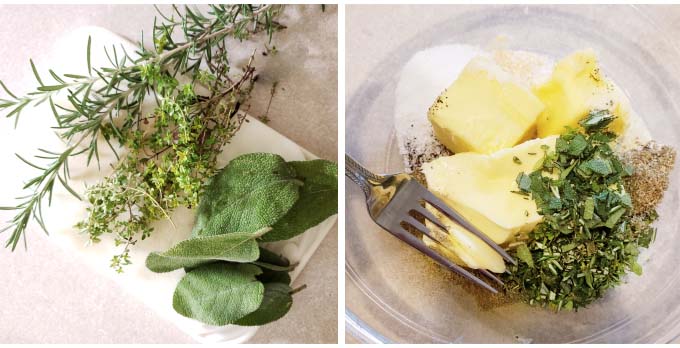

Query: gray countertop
[{"left": 0, "top": 4, "right": 337, "bottom": 344}]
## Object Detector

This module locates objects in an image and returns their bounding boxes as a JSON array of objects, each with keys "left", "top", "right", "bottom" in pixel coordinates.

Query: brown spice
[{"left": 623, "top": 142, "right": 677, "bottom": 216}]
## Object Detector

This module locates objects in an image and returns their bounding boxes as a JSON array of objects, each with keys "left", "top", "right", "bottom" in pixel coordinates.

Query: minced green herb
[{"left": 502, "top": 110, "right": 657, "bottom": 311}]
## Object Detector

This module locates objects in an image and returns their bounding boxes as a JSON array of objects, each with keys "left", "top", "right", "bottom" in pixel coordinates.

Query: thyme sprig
[{"left": 0, "top": 5, "right": 285, "bottom": 269}]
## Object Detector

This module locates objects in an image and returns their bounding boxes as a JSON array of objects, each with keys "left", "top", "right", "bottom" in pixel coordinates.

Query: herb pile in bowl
[{"left": 504, "top": 111, "right": 658, "bottom": 310}]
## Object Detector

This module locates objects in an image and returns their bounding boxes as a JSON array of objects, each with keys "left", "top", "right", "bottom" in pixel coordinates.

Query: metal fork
[{"left": 345, "top": 154, "right": 516, "bottom": 293}]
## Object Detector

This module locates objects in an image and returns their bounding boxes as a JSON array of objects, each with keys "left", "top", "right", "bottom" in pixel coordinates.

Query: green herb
[
  {"left": 256, "top": 247, "right": 294, "bottom": 284},
  {"left": 258, "top": 81, "right": 278, "bottom": 124},
  {"left": 503, "top": 110, "right": 656, "bottom": 311},
  {"left": 0, "top": 5, "right": 286, "bottom": 270},
  {"left": 173, "top": 263, "right": 265, "bottom": 326},
  {"left": 192, "top": 153, "right": 302, "bottom": 237},
  {"left": 578, "top": 109, "right": 616, "bottom": 131},
  {"left": 515, "top": 243, "right": 534, "bottom": 268},
  {"left": 145, "top": 227, "right": 270, "bottom": 273},
  {"left": 262, "top": 160, "right": 338, "bottom": 242},
  {"left": 234, "top": 282, "right": 294, "bottom": 326},
  {"left": 516, "top": 172, "right": 532, "bottom": 192},
  {"left": 513, "top": 156, "right": 522, "bottom": 165},
  {"left": 146, "top": 153, "right": 337, "bottom": 326}
]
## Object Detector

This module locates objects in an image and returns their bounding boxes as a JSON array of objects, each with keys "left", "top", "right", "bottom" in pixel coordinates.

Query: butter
[
  {"left": 423, "top": 218, "right": 507, "bottom": 273},
  {"left": 428, "top": 56, "right": 545, "bottom": 154},
  {"left": 534, "top": 49, "right": 630, "bottom": 137},
  {"left": 422, "top": 136, "right": 557, "bottom": 272}
]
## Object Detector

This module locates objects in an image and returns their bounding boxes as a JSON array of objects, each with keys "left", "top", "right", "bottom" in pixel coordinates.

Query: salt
[{"left": 394, "top": 44, "right": 481, "bottom": 172}]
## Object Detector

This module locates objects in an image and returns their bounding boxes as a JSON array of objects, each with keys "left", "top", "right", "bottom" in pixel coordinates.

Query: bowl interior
[{"left": 346, "top": 5, "right": 680, "bottom": 343}]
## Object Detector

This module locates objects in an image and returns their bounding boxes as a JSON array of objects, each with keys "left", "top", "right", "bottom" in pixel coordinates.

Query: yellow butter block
[
  {"left": 428, "top": 56, "right": 545, "bottom": 154},
  {"left": 422, "top": 136, "right": 557, "bottom": 272},
  {"left": 534, "top": 49, "right": 629, "bottom": 137}
]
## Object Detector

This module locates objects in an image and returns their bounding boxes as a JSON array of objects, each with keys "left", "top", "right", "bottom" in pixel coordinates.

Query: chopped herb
[
  {"left": 583, "top": 197, "right": 594, "bottom": 220},
  {"left": 515, "top": 243, "right": 534, "bottom": 268},
  {"left": 515, "top": 172, "right": 532, "bottom": 192},
  {"left": 578, "top": 109, "right": 616, "bottom": 131},
  {"left": 502, "top": 111, "right": 657, "bottom": 311},
  {"left": 513, "top": 156, "right": 522, "bottom": 165}
]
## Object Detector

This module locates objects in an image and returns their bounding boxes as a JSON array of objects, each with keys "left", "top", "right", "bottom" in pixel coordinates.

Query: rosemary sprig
[{"left": 0, "top": 5, "right": 285, "bottom": 266}]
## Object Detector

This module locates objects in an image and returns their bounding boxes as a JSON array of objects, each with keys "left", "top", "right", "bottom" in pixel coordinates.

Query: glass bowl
[{"left": 345, "top": 5, "right": 680, "bottom": 343}]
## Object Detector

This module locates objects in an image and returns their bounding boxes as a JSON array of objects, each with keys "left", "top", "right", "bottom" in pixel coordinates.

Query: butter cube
[
  {"left": 534, "top": 49, "right": 630, "bottom": 137},
  {"left": 428, "top": 56, "right": 545, "bottom": 154},
  {"left": 422, "top": 136, "right": 557, "bottom": 272}
]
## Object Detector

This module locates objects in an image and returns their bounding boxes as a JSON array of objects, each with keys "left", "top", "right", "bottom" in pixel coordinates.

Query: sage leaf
[
  {"left": 173, "top": 263, "right": 264, "bottom": 326},
  {"left": 261, "top": 159, "right": 338, "bottom": 242},
  {"left": 578, "top": 109, "right": 616, "bottom": 130},
  {"left": 258, "top": 247, "right": 291, "bottom": 267},
  {"left": 253, "top": 261, "right": 295, "bottom": 272},
  {"left": 255, "top": 248, "right": 292, "bottom": 284},
  {"left": 515, "top": 172, "right": 531, "bottom": 192},
  {"left": 253, "top": 247, "right": 296, "bottom": 272},
  {"left": 234, "top": 282, "right": 293, "bottom": 326},
  {"left": 193, "top": 153, "right": 301, "bottom": 237},
  {"left": 258, "top": 269, "right": 292, "bottom": 285},
  {"left": 145, "top": 228, "right": 271, "bottom": 273},
  {"left": 582, "top": 156, "right": 613, "bottom": 176},
  {"left": 567, "top": 134, "right": 588, "bottom": 156}
]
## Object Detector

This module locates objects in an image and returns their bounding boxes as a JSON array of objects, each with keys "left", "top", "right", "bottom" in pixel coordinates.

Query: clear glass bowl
[{"left": 345, "top": 5, "right": 680, "bottom": 343}]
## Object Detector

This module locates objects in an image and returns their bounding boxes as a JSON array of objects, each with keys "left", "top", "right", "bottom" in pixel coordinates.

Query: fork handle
[{"left": 345, "top": 154, "right": 382, "bottom": 197}]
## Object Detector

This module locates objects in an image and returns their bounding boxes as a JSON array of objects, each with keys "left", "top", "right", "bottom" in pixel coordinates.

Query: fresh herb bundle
[
  {"left": 145, "top": 153, "right": 338, "bottom": 326},
  {"left": 0, "top": 5, "right": 288, "bottom": 271},
  {"left": 503, "top": 110, "right": 656, "bottom": 311}
]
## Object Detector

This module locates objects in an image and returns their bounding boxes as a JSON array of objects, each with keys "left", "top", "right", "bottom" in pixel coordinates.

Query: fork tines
[
  {"left": 417, "top": 186, "right": 516, "bottom": 266},
  {"left": 377, "top": 179, "right": 516, "bottom": 293},
  {"left": 392, "top": 224, "right": 500, "bottom": 293}
]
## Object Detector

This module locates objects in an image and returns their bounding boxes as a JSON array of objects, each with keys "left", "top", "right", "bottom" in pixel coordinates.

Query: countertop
[
  {"left": 346, "top": 4, "right": 680, "bottom": 344},
  {"left": 0, "top": 4, "right": 337, "bottom": 344}
]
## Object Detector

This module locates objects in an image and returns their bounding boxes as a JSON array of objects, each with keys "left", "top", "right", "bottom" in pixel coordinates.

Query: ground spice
[
  {"left": 622, "top": 142, "right": 677, "bottom": 216},
  {"left": 403, "top": 138, "right": 451, "bottom": 174}
]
